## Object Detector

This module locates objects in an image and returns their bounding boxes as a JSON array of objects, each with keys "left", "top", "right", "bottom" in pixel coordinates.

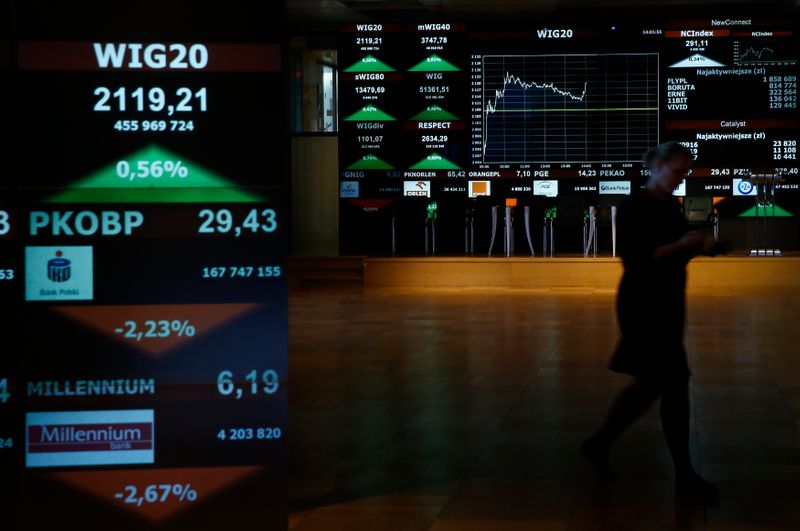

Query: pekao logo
[
  {"left": 47, "top": 250, "right": 71, "bottom": 282},
  {"left": 599, "top": 181, "right": 632, "bottom": 195},
  {"left": 26, "top": 410, "right": 154, "bottom": 468},
  {"left": 26, "top": 246, "right": 93, "bottom": 301}
]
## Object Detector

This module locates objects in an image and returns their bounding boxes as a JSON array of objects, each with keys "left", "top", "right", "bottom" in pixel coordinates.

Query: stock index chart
[
  {"left": 338, "top": 15, "right": 799, "bottom": 197},
  {"left": 2, "top": 5, "right": 288, "bottom": 530}
]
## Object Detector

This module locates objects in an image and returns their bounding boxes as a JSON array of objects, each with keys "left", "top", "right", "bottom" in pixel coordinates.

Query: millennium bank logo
[{"left": 26, "top": 409, "right": 155, "bottom": 468}]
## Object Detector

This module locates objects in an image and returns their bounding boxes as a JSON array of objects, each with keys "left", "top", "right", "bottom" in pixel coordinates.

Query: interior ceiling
[{"left": 288, "top": 0, "right": 799, "bottom": 25}]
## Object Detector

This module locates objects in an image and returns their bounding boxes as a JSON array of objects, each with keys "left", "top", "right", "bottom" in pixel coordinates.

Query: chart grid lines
[{"left": 479, "top": 53, "right": 660, "bottom": 164}]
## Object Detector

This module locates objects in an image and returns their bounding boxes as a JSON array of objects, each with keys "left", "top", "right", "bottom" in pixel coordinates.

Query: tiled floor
[{"left": 288, "top": 284, "right": 800, "bottom": 530}]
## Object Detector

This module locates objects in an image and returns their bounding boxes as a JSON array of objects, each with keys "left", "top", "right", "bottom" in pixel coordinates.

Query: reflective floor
[{"left": 288, "top": 284, "right": 800, "bottom": 530}]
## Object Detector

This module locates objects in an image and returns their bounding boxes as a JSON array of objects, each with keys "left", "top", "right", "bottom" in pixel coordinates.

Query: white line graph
[
  {"left": 733, "top": 40, "right": 797, "bottom": 66},
  {"left": 479, "top": 53, "right": 659, "bottom": 164},
  {"left": 740, "top": 46, "right": 775, "bottom": 60}
]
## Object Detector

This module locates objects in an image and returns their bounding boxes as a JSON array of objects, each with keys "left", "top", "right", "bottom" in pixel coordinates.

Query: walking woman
[{"left": 582, "top": 141, "right": 719, "bottom": 498}]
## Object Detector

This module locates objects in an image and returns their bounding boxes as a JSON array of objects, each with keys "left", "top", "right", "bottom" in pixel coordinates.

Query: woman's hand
[
  {"left": 679, "top": 230, "right": 704, "bottom": 251},
  {"left": 654, "top": 230, "right": 704, "bottom": 261}
]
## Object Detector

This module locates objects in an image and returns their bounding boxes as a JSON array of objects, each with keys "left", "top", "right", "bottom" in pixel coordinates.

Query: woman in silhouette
[{"left": 582, "top": 141, "right": 719, "bottom": 498}]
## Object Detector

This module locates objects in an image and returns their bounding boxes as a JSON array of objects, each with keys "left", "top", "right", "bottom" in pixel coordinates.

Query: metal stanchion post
[
  {"left": 488, "top": 205, "right": 498, "bottom": 256},
  {"left": 582, "top": 211, "right": 588, "bottom": 258},
  {"left": 470, "top": 215, "right": 475, "bottom": 255},
  {"left": 504, "top": 205, "right": 512, "bottom": 257},
  {"left": 465, "top": 209, "right": 475, "bottom": 256},
  {"left": 589, "top": 207, "right": 597, "bottom": 258},
  {"left": 611, "top": 205, "right": 617, "bottom": 257},
  {"left": 711, "top": 208, "right": 719, "bottom": 242},
  {"left": 391, "top": 210, "right": 397, "bottom": 256},
  {"left": 426, "top": 201, "right": 437, "bottom": 257},
  {"left": 524, "top": 205, "right": 534, "bottom": 256},
  {"left": 542, "top": 210, "right": 548, "bottom": 257}
]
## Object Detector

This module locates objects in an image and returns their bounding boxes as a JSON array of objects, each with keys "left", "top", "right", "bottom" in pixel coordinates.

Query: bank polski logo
[
  {"left": 26, "top": 246, "right": 94, "bottom": 301},
  {"left": 47, "top": 250, "right": 71, "bottom": 282}
]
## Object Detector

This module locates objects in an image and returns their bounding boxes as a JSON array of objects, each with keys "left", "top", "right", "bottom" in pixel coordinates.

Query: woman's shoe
[
  {"left": 674, "top": 475, "right": 719, "bottom": 500},
  {"left": 580, "top": 435, "right": 615, "bottom": 480}
]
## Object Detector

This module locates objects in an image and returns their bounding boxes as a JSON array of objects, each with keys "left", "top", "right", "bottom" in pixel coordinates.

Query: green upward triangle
[
  {"left": 347, "top": 154, "right": 395, "bottom": 170},
  {"left": 343, "top": 104, "right": 396, "bottom": 121},
  {"left": 410, "top": 104, "right": 460, "bottom": 121},
  {"left": 409, "top": 152, "right": 461, "bottom": 170},
  {"left": 738, "top": 204, "right": 794, "bottom": 217},
  {"left": 408, "top": 54, "right": 461, "bottom": 72},
  {"left": 45, "top": 144, "right": 263, "bottom": 203},
  {"left": 344, "top": 55, "right": 396, "bottom": 72}
]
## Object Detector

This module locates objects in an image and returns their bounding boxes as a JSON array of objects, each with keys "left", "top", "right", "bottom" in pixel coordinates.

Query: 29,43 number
[{"left": 198, "top": 208, "right": 277, "bottom": 236}]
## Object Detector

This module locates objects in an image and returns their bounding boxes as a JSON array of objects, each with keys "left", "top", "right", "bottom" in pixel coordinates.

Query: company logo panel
[
  {"left": 599, "top": 181, "right": 632, "bottom": 195},
  {"left": 468, "top": 180, "right": 491, "bottom": 198},
  {"left": 533, "top": 180, "right": 558, "bottom": 197},
  {"left": 340, "top": 181, "right": 360, "bottom": 198},
  {"left": 404, "top": 180, "right": 431, "bottom": 197},
  {"left": 26, "top": 409, "right": 154, "bottom": 468},
  {"left": 733, "top": 178, "right": 756, "bottom": 196},
  {"left": 25, "top": 246, "right": 94, "bottom": 301}
]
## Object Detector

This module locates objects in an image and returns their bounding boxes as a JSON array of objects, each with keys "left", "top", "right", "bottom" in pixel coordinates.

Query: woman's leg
[
  {"left": 659, "top": 374, "right": 694, "bottom": 478},
  {"left": 591, "top": 376, "right": 662, "bottom": 448},
  {"left": 660, "top": 373, "right": 719, "bottom": 497}
]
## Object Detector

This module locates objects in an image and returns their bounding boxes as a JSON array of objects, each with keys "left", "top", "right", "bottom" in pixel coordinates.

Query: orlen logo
[
  {"left": 404, "top": 181, "right": 431, "bottom": 197},
  {"left": 26, "top": 410, "right": 154, "bottom": 468}
]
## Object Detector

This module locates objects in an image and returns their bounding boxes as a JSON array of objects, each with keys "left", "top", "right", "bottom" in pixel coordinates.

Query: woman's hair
[{"left": 642, "top": 141, "right": 692, "bottom": 168}]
